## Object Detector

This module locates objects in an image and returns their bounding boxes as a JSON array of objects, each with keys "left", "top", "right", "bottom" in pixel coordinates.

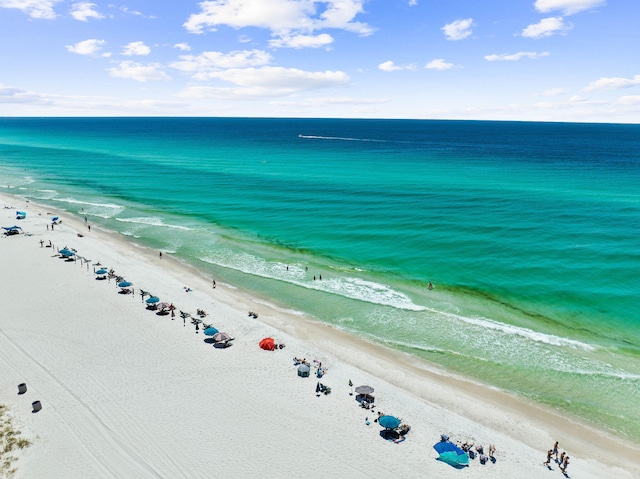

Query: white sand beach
[{"left": 1, "top": 193, "right": 638, "bottom": 479}]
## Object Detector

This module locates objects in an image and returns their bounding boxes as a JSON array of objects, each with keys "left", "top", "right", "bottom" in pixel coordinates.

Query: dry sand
[{"left": 1, "top": 193, "right": 638, "bottom": 479}]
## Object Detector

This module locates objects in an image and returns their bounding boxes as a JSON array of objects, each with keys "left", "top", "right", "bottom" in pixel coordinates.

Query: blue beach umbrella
[
  {"left": 146, "top": 296, "right": 160, "bottom": 304},
  {"left": 378, "top": 415, "right": 401, "bottom": 430},
  {"left": 59, "top": 248, "right": 75, "bottom": 258},
  {"left": 204, "top": 327, "right": 219, "bottom": 336},
  {"left": 433, "top": 441, "right": 469, "bottom": 467},
  {"left": 95, "top": 268, "right": 108, "bottom": 275},
  {"left": 118, "top": 281, "right": 132, "bottom": 288}
]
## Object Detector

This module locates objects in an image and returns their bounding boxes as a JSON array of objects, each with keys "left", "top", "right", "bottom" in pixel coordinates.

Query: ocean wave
[
  {"left": 199, "top": 253, "right": 424, "bottom": 311},
  {"left": 428, "top": 309, "right": 596, "bottom": 351},
  {"left": 115, "top": 217, "right": 192, "bottom": 230}
]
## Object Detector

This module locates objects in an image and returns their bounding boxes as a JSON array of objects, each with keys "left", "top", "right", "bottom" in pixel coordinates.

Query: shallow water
[{"left": 1, "top": 117, "right": 639, "bottom": 440}]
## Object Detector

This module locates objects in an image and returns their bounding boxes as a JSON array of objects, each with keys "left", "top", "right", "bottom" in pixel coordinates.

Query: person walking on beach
[
  {"left": 159, "top": 251, "right": 162, "bottom": 259},
  {"left": 212, "top": 279, "right": 216, "bottom": 289},
  {"left": 543, "top": 449, "right": 553, "bottom": 467},
  {"left": 552, "top": 441, "right": 559, "bottom": 461},
  {"left": 560, "top": 455, "right": 569, "bottom": 474}
]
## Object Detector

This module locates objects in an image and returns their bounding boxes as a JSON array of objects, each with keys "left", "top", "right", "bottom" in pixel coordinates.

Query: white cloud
[
  {"left": 425, "top": 59, "right": 455, "bottom": 70},
  {"left": 583, "top": 74, "right": 640, "bottom": 91},
  {"left": 540, "top": 87, "right": 565, "bottom": 96},
  {"left": 205, "top": 66, "right": 349, "bottom": 91},
  {"left": 171, "top": 50, "right": 272, "bottom": 77},
  {"left": 0, "top": 0, "right": 61, "bottom": 19},
  {"left": 174, "top": 43, "right": 191, "bottom": 51},
  {"left": 108, "top": 61, "right": 171, "bottom": 82},
  {"left": 122, "top": 41, "right": 151, "bottom": 56},
  {"left": 378, "top": 61, "right": 403, "bottom": 72},
  {"left": 70, "top": 2, "right": 103, "bottom": 21},
  {"left": 442, "top": 18, "right": 473, "bottom": 41},
  {"left": 183, "top": 0, "right": 373, "bottom": 48},
  {"left": 534, "top": 0, "right": 606, "bottom": 16},
  {"left": 617, "top": 96, "right": 640, "bottom": 106},
  {"left": 522, "top": 17, "right": 572, "bottom": 38},
  {"left": 408, "top": 0, "right": 418, "bottom": 5},
  {"left": 0, "top": 84, "right": 50, "bottom": 104},
  {"left": 484, "top": 51, "right": 550, "bottom": 61},
  {"left": 66, "top": 38, "right": 106, "bottom": 55},
  {"left": 269, "top": 33, "right": 333, "bottom": 49}
]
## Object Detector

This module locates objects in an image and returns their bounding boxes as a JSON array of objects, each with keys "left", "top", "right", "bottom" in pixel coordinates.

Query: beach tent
[
  {"left": 259, "top": 337, "right": 276, "bottom": 351},
  {"left": 433, "top": 441, "right": 469, "bottom": 467},
  {"left": 15, "top": 211, "right": 26, "bottom": 219},
  {"left": 297, "top": 364, "right": 310, "bottom": 377}
]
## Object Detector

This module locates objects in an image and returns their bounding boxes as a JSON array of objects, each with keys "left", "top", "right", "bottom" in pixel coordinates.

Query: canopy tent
[
  {"left": 2, "top": 226, "right": 22, "bottom": 236},
  {"left": 433, "top": 441, "right": 469, "bottom": 467},
  {"left": 297, "top": 364, "right": 310, "bottom": 377},
  {"left": 355, "top": 385, "right": 374, "bottom": 395},
  {"left": 259, "top": 337, "right": 276, "bottom": 351}
]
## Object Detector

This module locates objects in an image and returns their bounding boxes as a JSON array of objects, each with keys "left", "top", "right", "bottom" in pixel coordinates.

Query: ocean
[{"left": 1, "top": 117, "right": 639, "bottom": 441}]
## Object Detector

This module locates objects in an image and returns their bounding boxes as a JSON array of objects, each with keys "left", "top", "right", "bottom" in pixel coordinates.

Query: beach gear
[
  {"left": 433, "top": 441, "right": 469, "bottom": 467},
  {"left": 378, "top": 415, "right": 401, "bottom": 430},
  {"left": 259, "top": 337, "right": 276, "bottom": 351}
]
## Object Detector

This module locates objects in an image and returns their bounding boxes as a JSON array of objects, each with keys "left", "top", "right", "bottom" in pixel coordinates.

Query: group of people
[
  {"left": 544, "top": 441, "right": 570, "bottom": 474},
  {"left": 460, "top": 441, "right": 496, "bottom": 464}
]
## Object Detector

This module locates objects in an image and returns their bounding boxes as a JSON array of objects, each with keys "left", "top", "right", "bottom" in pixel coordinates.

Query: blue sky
[{"left": 1, "top": 0, "right": 639, "bottom": 122}]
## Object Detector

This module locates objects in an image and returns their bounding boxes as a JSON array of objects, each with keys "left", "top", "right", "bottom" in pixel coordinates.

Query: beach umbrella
[
  {"left": 378, "top": 415, "right": 401, "bottom": 430},
  {"left": 204, "top": 327, "right": 219, "bottom": 336},
  {"left": 146, "top": 296, "right": 160, "bottom": 304},
  {"left": 118, "top": 281, "right": 132, "bottom": 288},
  {"left": 433, "top": 441, "right": 469, "bottom": 467},
  {"left": 95, "top": 268, "right": 108, "bottom": 275},
  {"left": 355, "top": 385, "right": 374, "bottom": 396},
  {"left": 297, "top": 364, "right": 310, "bottom": 377},
  {"left": 157, "top": 302, "right": 171, "bottom": 310},
  {"left": 259, "top": 337, "right": 276, "bottom": 351},
  {"left": 59, "top": 248, "right": 75, "bottom": 257},
  {"left": 212, "top": 332, "right": 231, "bottom": 343}
]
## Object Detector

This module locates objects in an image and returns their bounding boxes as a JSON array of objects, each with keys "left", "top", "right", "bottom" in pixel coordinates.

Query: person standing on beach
[
  {"left": 212, "top": 279, "right": 216, "bottom": 289},
  {"left": 159, "top": 251, "right": 162, "bottom": 259}
]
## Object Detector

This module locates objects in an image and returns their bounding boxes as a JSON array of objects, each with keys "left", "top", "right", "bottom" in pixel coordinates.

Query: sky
[{"left": 1, "top": 0, "right": 639, "bottom": 122}]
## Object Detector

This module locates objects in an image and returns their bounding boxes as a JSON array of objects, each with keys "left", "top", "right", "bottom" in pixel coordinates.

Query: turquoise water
[{"left": 1, "top": 118, "right": 639, "bottom": 441}]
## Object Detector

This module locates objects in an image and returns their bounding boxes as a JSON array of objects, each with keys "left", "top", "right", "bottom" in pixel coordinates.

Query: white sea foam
[
  {"left": 115, "top": 217, "right": 192, "bottom": 231},
  {"left": 199, "top": 252, "right": 425, "bottom": 311},
  {"left": 426, "top": 307, "right": 596, "bottom": 351}
]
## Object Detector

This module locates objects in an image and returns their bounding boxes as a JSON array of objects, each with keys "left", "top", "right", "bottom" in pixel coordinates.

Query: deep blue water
[{"left": 1, "top": 117, "right": 639, "bottom": 441}]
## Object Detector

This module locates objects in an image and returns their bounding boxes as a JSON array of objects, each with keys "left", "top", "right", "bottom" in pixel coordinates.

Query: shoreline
[{"left": 1, "top": 190, "right": 638, "bottom": 478}]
